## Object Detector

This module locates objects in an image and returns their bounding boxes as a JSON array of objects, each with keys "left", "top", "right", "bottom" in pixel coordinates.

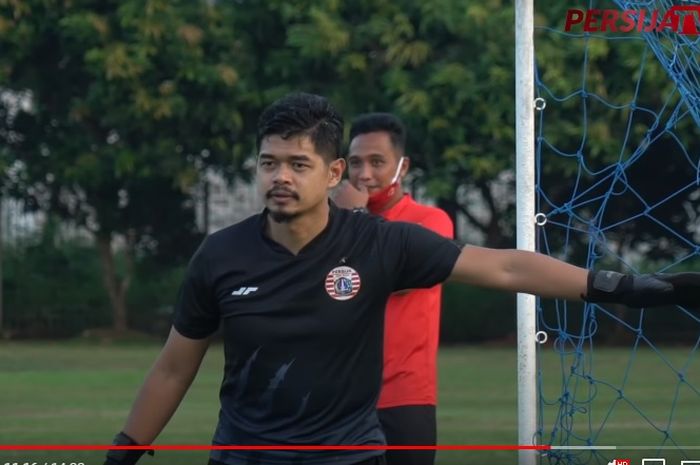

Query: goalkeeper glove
[
  {"left": 584, "top": 270, "right": 700, "bottom": 308},
  {"left": 104, "top": 432, "right": 154, "bottom": 465}
]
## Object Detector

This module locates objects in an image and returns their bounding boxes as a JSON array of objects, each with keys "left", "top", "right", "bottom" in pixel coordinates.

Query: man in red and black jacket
[{"left": 334, "top": 113, "right": 454, "bottom": 465}]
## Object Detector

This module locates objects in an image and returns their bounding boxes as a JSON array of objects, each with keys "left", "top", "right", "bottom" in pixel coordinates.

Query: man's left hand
[{"left": 331, "top": 180, "right": 369, "bottom": 210}]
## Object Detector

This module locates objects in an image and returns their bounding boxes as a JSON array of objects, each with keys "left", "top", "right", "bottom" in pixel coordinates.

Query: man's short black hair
[
  {"left": 349, "top": 112, "right": 406, "bottom": 155},
  {"left": 257, "top": 92, "right": 344, "bottom": 163}
]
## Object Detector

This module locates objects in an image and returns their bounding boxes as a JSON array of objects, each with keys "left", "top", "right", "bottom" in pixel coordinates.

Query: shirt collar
[{"left": 258, "top": 201, "right": 338, "bottom": 256}]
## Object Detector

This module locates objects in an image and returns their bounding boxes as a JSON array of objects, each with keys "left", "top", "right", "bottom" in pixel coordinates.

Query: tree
[
  {"left": 228, "top": 0, "right": 519, "bottom": 246},
  {"left": 245, "top": 0, "right": 697, "bottom": 252},
  {"left": 0, "top": 0, "right": 250, "bottom": 332}
]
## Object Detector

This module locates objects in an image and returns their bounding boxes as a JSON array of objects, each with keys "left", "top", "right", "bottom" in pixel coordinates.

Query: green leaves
[
  {"left": 3, "top": 0, "right": 691, "bottom": 254},
  {"left": 287, "top": 8, "right": 349, "bottom": 57},
  {"left": 1, "top": 0, "right": 247, "bottom": 239}
]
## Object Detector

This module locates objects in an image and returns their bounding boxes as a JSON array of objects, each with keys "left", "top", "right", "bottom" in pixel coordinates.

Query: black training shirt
[{"left": 173, "top": 203, "right": 462, "bottom": 465}]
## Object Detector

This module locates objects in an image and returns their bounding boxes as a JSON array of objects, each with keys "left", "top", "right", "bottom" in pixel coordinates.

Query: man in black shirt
[{"left": 105, "top": 93, "right": 699, "bottom": 465}]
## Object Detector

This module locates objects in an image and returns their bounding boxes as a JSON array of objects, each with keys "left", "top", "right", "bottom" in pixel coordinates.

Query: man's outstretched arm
[
  {"left": 447, "top": 246, "right": 700, "bottom": 308},
  {"left": 447, "top": 246, "right": 588, "bottom": 300},
  {"left": 105, "top": 326, "right": 211, "bottom": 464}
]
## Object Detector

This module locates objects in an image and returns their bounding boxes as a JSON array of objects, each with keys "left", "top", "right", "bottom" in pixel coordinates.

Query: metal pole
[{"left": 515, "top": 0, "right": 537, "bottom": 463}]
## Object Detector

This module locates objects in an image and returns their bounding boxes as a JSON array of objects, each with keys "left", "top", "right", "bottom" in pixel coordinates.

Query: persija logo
[{"left": 565, "top": 6, "right": 700, "bottom": 34}]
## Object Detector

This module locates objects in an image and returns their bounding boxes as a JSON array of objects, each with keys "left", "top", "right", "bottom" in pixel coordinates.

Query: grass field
[{"left": 1, "top": 341, "right": 699, "bottom": 464}]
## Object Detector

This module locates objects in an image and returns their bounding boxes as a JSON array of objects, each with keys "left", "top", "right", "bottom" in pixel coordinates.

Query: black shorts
[
  {"left": 207, "top": 453, "right": 386, "bottom": 465},
  {"left": 377, "top": 404, "right": 437, "bottom": 465}
]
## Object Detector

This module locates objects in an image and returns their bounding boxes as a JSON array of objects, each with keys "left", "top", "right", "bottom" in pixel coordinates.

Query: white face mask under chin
[{"left": 389, "top": 156, "right": 405, "bottom": 184}]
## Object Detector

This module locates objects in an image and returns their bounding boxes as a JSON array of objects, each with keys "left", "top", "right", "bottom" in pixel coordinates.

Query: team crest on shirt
[{"left": 325, "top": 266, "right": 361, "bottom": 301}]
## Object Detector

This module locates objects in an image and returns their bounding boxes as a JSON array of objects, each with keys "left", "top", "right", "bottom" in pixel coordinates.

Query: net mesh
[{"left": 534, "top": 1, "right": 700, "bottom": 463}]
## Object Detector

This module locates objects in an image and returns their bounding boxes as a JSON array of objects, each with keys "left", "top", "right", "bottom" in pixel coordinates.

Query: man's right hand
[
  {"left": 331, "top": 180, "right": 369, "bottom": 210},
  {"left": 104, "top": 432, "right": 154, "bottom": 465}
]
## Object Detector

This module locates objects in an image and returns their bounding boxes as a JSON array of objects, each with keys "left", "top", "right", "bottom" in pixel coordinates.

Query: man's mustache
[{"left": 266, "top": 188, "right": 300, "bottom": 200}]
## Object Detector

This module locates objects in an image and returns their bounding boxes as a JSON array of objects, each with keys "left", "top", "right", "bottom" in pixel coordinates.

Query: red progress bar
[{"left": 0, "top": 445, "right": 551, "bottom": 451}]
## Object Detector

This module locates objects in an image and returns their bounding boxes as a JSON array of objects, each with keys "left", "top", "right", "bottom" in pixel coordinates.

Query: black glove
[
  {"left": 104, "top": 432, "right": 154, "bottom": 465},
  {"left": 583, "top": 270, "right": 700, "bottom": 308}
]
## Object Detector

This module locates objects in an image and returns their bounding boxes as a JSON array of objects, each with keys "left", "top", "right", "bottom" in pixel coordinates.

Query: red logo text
[{"left": 565, "top": 6, "right": 700, "bottom": 34}]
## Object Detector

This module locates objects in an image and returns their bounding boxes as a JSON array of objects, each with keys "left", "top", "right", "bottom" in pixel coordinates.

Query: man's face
[
  {"left": 347, "top": 131, "right": 407, "bottom": 195},
  {"left": 257, "top": 134, "right": 343, "bottom": 223}
]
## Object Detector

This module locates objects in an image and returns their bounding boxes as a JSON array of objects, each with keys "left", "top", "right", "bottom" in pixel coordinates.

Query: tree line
[{"left": 1, "top": 0, "right": 697, "bottom": 336}]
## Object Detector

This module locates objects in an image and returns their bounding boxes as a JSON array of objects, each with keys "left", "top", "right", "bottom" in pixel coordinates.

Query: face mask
[{"left": 367, "top": 157, "right": 405, "bottom": 214}]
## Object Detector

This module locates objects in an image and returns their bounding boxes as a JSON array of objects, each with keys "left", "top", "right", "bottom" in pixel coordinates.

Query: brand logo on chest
[{"left": 325, "top": 266, "right": 361, "bottom": 301}]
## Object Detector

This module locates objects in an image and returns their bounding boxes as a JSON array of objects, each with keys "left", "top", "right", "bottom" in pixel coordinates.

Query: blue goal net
[{"left": 534, "top": 1, "right": 700, "bottom": 463}]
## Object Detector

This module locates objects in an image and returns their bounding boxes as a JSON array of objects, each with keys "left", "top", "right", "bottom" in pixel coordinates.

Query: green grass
[{"left": 1, "top": 342, "right": 698, "bottom": 464}]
